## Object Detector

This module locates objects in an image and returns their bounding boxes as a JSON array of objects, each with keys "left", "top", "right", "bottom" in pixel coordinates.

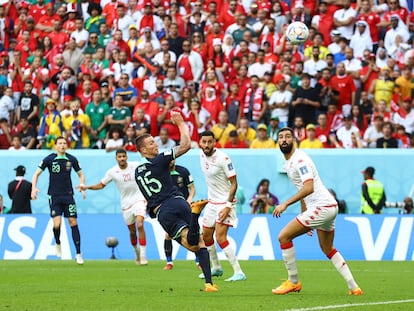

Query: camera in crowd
[
  {"left": 385, "top": 201, "right": 405, "bottom": 208},
  {"left": 385, "top": 197, "right": 413, "bottom": 214}
]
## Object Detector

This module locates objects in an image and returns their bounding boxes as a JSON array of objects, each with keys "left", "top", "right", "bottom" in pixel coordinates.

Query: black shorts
[
  {"left": 157, "top": 196, "right": 191, "bottom": 241},
  {"left": 49, "top": 195, "right": 77, "bottom": 218}
]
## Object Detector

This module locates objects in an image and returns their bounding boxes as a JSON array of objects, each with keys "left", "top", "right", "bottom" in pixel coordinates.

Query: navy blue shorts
[
  {"left": 157, "top": 196, "right": 191, "bottom": 241},
  {"left": 49, "top": 195, "right": 77, "bottom": 218}
]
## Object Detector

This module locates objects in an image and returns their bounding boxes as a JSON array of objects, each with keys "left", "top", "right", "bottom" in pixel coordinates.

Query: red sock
[
  {"left": 205, "top": 240, "right": 214, "bottom": 247},
  {"left": 218, "top": 240, "right": 229, "bottom": 249},
  {"left": 280, "top": 241, "right": 293, "bottom": 249},
  {"left": 327, "top": 248, "right": 337, "bottom": 259},
  {"left": 139, "top": 239, "right": 146, "bottom": 246}
]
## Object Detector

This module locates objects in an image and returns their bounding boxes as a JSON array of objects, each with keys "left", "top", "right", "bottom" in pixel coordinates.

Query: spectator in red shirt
[
  {"left": 205, "top": 21, "right": 225, "bottom": 59},
  {"left": 224, "top": 130, "right": 248, "bottom": 148},
  {"left": 314, "top": 112, "right": 333, "bottom": 148},
  {"left": 158, "top": 95, "right": 183, "bottom": 143},
  {"left": 219, "top": 0, "right": 239, "bottom": 31},
  {"left": 357, "top": 0, "right": 381, "bottom": 50},
  {"left": 360, "top": 53, "right": 379, "bottom": 93},
  {"left": 28, "top": 0, "right": 47, "bottom": 23},
  {"left": 49, "top": 19, "right": 70, "bottom": 55},
  {"left": 15, "top": 30, "right": 37, "bottom": 65},
  {"left": 329, "top": 62, "right": 356, "bottom": 114},
  {"left": 62, "top": 3, "right": 78, "bottom": 34},
  {"left": 133, "top": 89, "right": 160, "bottom": 136},
  {"left": 381, "top": 0, "right": 409, "bottom": 29},
  {"left": 310, "top": 1, "right": 334, "bottom": 46},
  {"left": 36, "top": 3, "right": 60, "bottom": 38}
]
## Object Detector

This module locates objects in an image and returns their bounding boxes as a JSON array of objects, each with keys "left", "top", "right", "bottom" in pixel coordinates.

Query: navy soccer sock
[
  {"left": 196, "top": 247, "right": 212, "bottom": 284},
  {"left": 71, "top": 225, "right": 81, "bottom": 254},
  {"left": 164, "top": 239, "right": 173, "bottom": 262},
  {"left": 53, "top": 227, "right": 61, "bottom": 245},
  {"left": 187, "top": 213, "right": 200, "bottom": 246}
]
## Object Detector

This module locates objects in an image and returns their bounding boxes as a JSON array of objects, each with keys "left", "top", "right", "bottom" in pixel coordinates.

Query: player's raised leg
[{"left": 272, "top": 219, "right": 308, "bottom": 294}]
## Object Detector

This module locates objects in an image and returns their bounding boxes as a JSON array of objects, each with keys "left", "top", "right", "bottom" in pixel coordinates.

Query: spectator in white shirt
[
  {"left": 333, "top": 114, "right": 362, "bottom": 148},
  {"left": 333, "top": 0, "right": 357, "bottom": 40},
  {"left": 247, "top": 49, "right": 272, "bottom": 79},
  {"left": 154, "top": 128, "right": 176, "bottom": 152},
  {"left": 70, "top": 17, "right": 89, "bottom": 52},
  {"left": 363, "top": 115, "right": 384, "bottom": 148},
  {"left": 349, "top": 21, "right": 373, "bottom": 59},
  {"left": 384, "top": 15, "right": 410, "bottom": 53}
]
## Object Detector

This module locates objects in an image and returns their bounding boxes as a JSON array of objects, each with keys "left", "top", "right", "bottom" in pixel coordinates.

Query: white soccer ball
[
  {"left": 105, "top": 237, "right": 119, "bottom": 248},
  {"left": 285, "top": 22, "right": 309, "bottom": 45}
]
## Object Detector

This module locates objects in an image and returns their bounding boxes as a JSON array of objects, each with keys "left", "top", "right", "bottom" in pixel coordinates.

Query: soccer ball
[
  {"left": 105, "top": 237, "right": 119, "bottom": 248},
  {"left": 285, "top": 22, "right": 309, "bottom": 45}
]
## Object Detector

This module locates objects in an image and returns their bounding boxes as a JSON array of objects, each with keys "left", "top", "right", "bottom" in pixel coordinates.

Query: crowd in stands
[{"left": 0, "top": 0, "right": 414, "bottom": 151}]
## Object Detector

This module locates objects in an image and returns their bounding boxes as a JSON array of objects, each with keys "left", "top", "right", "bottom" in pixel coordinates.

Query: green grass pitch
[{"left": 1, "top": 260, "right": 413, "bottom": 311}]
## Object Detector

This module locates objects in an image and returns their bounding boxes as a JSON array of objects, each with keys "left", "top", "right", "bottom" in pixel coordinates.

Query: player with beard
[
  {"left": 198, "top": 131, "right": 246, "bottom": 282},
  {"left": 272, "top": 127, "right": 362, "bottom": 295}
]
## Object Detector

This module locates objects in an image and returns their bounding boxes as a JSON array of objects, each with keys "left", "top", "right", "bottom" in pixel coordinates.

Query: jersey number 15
[{"left": 137, "top": 171, "right": 162, "bottom": 197}]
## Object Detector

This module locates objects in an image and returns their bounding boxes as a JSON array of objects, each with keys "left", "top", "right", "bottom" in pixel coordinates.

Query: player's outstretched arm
[
  {"left": 171, "top": 111, "right": 191, "bottom": 158},
  {"left": 77, "top": 182, "right": 106, "bottom": 191}
]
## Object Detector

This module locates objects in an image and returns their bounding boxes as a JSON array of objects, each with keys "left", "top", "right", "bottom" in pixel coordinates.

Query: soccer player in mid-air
[
  {"left": 135, "top": 111, "right": 217, "bottom": 292},
  {"left": 78, "top": 149, "right": 148, "bottom": 265},
  {"left": 198, "top": 130, "right": 246, "bottom": 282},
  {"left": 31, "top": 136, "right": 86, "bottom": 265},
  {"left": 272, "top": 127, "right": 362, "bottom": 295}
]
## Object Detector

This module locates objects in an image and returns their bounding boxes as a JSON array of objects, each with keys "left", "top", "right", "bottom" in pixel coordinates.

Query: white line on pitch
[{"left": 285, "top": 299, "right": 414, "bottom": 311}]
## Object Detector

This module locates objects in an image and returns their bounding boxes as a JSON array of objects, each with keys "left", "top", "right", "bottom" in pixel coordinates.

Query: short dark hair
[
  {"left": 115, "top": 148, "right": 126, "bottom": 156},
  {"left": 301, "top": 73, "right": 311, "bottom": 80},
  {"left": 135, "top": 134, "right": 151, "bottom": 151},
  {"left": 55, "top": 136, "right": 66, "bottom": 143},
  {"left": 277, "top": 127, "right": 294, "bottom": 136},
  {"left": 199, "top": 130, "right": 215, "bottom": 139}
]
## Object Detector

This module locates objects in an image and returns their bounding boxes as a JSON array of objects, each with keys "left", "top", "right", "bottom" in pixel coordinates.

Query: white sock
[
  {"left": 281, "top": 246, "right": 299, "bottom": 284},
  {"left": 140, "top": 245, "right": 147, "bottom": 258},
  {"left": 222, "top": 244, "right": 243, "bottom": 274},
  {"left": 133, "top": 245, "right": 140, "bottom": 258},
  {"left": 330, "top": 251, "right": 358, "bottom": 290},
  {"left": 207, "top": 244, "right": 221, "bottom": 270}
]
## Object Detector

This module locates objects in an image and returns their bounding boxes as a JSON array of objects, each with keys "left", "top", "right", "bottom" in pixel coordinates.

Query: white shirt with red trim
[
  {"left": 284, "top": 149, "right": 336, "bottom": 210},
  {"left": 101, "top": 161, "right": 146, "bottom": 210},
  {"left": 200, "top": 148, "right": 236, "bottom": 203}
]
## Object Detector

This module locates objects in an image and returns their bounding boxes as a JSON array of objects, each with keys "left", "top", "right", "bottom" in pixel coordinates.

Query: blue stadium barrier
[
  {"left": 1, "top": 149, "right": 413, "bottom": 214},
  {"left": 0, "top": 214, "right": 413, "bottom": 261}
]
